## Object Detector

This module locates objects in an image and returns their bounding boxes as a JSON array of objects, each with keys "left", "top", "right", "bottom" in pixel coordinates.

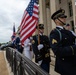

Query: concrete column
[
  {"left": 46, "top": 7, "right": 51, "bottom": 35},
  {"left": 39, "top": 0, "right": 44, "bottom": 23},
  {"left": 35, "top": 0, "right": 44, "bottom": 35},
  {"left": 50, "top": 0, "right": 56, "bottom": 29},
  {"left": 75, "top": 5, "right": 76, "bottom": 27},
  {"left": 72, "top": 0, "right": 76, "bottom": 32},
  {"left": 39, "top": 0, "right": 48, "bottom": 35}
]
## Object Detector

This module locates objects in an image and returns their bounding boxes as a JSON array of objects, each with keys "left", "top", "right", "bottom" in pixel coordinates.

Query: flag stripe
[
  {"left": 20, "top": 0, "right": 38, "bottom": 44},
  {"left": 23, "top": 15, "right": 32, "bottom": 28},
  {"left": 20, "top": 20, "right": 36, "bottom": 37},
  {"left": 33, "top": 7, "right": 38, "bottom": 12},
  {"left": 21, "top": 12, "right": 29, "bottom": 26},
  {"left": 20, "top": 16, "right": 32, "bottom": 34},
  {"left": 21, "top": 28, "right": 36, "bottom": 43},
  {"left": 21, "top": 21, "right": 37, "bottom": 42},
  {"left": 21, "top": 21, "right": 37, "bottom": 41},
  {"left": 20, "top": 12, "right": 28, "bottom": 31},
  {"left": 20, "top": 11, "right": 27, "bottom": 26}
]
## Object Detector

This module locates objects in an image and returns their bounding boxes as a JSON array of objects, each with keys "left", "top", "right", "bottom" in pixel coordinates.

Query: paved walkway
[
  {"left": 50, "top": 65, "right": 60, "bottom": 75},
  {"left": 0, "top": 51, "right": 9, "bottom": 75}
]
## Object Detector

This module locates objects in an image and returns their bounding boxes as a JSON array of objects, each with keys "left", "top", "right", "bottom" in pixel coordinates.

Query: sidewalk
[
  {"left": 0, "top": 51, "right": 9, "bottom": 75},
  {"left": 50, "top": 65, "right": 60, "bottom": 75}
]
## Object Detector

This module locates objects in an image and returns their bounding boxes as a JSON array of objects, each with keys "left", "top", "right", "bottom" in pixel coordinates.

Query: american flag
[
  {"left": 20, "top": 0, "right": 38, "bottom": 44},
  {"left": 11, "top": 25, "right": 16, "bottom": 42}
]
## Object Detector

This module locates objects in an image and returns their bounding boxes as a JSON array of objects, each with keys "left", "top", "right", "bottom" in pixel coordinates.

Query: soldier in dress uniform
[
  {"left": 32, "top": 24, "right": 51, "bottom": 73},
  {"left": 49, "top": 9, "right": 76, "bottom": 75}
]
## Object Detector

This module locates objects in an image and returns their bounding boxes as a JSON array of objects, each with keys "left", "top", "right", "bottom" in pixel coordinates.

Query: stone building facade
[
  {"left": 38, "top": 0, "right": 75, "bottom": 35},
  {"left": 75, "top": 2, "right": 76, "bottom": 30}
]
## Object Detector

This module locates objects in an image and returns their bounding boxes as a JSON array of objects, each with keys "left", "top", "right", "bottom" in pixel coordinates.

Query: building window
[
  {"left": 70, "top": 20, "right": 74, "bottom": 31},
  {"left": 68, "top": 1, "right": 73, "bottom": 17},
  {"left": 75, "top": 5, "right": 76, "bottom": 14},
  {"left": 75, "top": 16, "right": 76, "bottom": 26},
  {"left": 59, "top": 0, "right": 61, "bottom": 4}
]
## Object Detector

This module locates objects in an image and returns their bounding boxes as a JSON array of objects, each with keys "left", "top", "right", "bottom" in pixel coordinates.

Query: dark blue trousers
[{"left": 40, "top": 61, "right": 50, "bottom": 73}]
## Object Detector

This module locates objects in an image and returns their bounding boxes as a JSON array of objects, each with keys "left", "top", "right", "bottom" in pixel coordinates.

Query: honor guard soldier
[
  {"left": 49, "top": 9, "right": 76, "bottom": 75},
  {"left": 32, "top": 24, "right": 51, "bottom": 73}
]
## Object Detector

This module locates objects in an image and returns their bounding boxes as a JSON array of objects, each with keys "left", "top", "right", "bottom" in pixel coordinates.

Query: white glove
[
  {"left": 30, "top": 37, "right": 33, "bottom": 40},
  {"left": 28, "top": 43, "right": 32, "bottom": 46},
  {"left": 38, "top": 60, "right": 42, "bottom": 66},
  {"left": 19, "top": 43, "right": 21, "bottom": 45},
  {"left": 37, "top": 44, "right": 44, "bottom": 50}
]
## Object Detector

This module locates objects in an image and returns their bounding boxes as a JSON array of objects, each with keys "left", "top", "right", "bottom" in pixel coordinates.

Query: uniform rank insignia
[
  {"left": 52, "top": 39, "right": 57, "bottom": 44},
  {"left": 32, "top": 40, "right": 35, "bottom": 44}
]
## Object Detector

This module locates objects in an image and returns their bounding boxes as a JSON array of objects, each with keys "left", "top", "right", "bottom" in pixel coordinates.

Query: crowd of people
[{"left": 11, "top": 9, "right": 76, "bottom": 75}]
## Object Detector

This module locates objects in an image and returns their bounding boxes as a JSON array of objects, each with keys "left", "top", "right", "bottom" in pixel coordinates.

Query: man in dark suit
[
  {"left": 32, "top": 24, "right": 51, "bottom": 73},
  {"left": 49, "top": 9, "right": 76, "bottom": 75}
]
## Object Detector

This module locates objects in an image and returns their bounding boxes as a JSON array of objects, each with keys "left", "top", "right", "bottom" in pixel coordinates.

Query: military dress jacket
[
  {"left": 32, "top": 34, "right": 51, "bottom": 63},
  {"left": 50, "top": 27, "right": 76, "bottom": 75}
]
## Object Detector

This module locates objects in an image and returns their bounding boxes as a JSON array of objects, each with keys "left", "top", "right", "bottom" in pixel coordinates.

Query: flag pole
[
  {"left": 38, "top": 23, "right": 40, "bottom": 45},
  {"left": 13, "top": 22, "right": 15, "bottom": 26}
]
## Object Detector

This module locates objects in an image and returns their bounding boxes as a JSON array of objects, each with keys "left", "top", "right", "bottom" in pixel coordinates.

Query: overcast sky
[{"left": 0, "top": 0, "right": 30, "bottom": 43}]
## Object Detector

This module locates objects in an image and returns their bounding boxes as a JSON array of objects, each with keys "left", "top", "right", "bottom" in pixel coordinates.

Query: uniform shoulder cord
[{"left": 56, "top": 28, "right": 62, "bottom": 41}]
